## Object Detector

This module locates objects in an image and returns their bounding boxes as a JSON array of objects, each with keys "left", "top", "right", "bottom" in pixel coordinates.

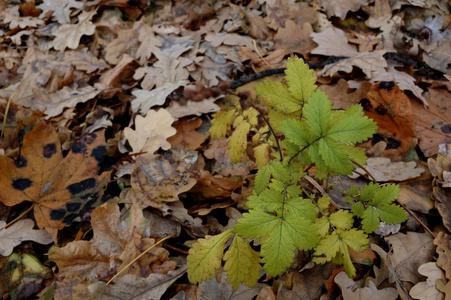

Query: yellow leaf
[
  {"left": 228, "top": 122, "right": 250, "bottom": 163},
  {"left": 187, "top": 229, "right": 234, "bottom": 284},
  {"left": 254, "top": 144, "right": 270, "bottom": 168},
  {"left": 210, "top": 109, "right": 235, "bottom": 140},
  {"left": 223, "top": 235, "right": 261, "bottom": 289}
]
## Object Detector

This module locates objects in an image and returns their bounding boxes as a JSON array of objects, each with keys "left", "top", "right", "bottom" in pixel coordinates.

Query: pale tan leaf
[
  {"left": 318, "top": 50, "right": 387, "bottom": 78},
  {"left": 317, "top": 0, "right": 365, "bottom": 19},
  {"left": 63, "top": 49, "right": 107, "bottom": 73},
  {"left": 135, "top": 23, "right": 163, "bottom": 65},
  {"left": 123, "top": 109, "right": 176, "bottom": 157},
  {"left": 362, "top": 0, "right": 392, "bottom": 28},
  {"left": 350, "top": 157, "right": 425, "bottom": 181},
  {"left": 0, "top": 219, "right": 53, "bottom": 256},
  {"left": 167, "top": 98, "right": 220, "bottom": 119},
  {"left": 334, "top": 271, "right": 398, "bottom": 300},
  {"left": 410, "top": 262, "right": 445, "bottom": 300},
  {"left": 37, "top": 0, "right": 84, "bottom": 24},
  {"left": 310, "top": 27, "right": 358, "bottom": 57},
  {"left": 131, "top": 82, "right": 185, "bottom": 115},
  {"left": 53, "top": 11, "right": 96, "bottom": 51}
]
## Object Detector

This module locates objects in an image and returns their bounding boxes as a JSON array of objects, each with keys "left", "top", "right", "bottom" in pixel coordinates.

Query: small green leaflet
[{"left": 284, "top": 56, "right": 317, "bottom": 101}]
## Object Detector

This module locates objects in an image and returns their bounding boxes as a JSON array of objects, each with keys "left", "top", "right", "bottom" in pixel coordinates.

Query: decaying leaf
[
  {"left": 409, "top": 262, "right": 445, "bottom": 299},
  {"left": 0, "top": 219, "right": 53, "bottom": 256},
  {"left": 350, "top": 157, "right": 425, "bottom": 181},
  {"left": 52, "top": 11, "right": 96, "bottom": 51},
  {"left": 167, "top": 117, "right": 208, "bottom": 150},
  {"left": 0, "top": 121, "right": 110, "bottom": 237},
  {"left": 334, "top": 271, "right": 398, "bottom": 300},
  {"left": 310, "top": 27, "right": 358, "bottom": 57},
  {"left": 434, "top": 232, "right": 451, "bottom": 280}
]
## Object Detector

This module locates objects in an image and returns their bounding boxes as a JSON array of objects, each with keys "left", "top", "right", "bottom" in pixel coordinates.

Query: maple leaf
[
  {"left": 123, "top": 109, "right": 176, "bottom": 158},
  {"left": 49, "top": 201, "right": 176, "bottom": 280},
  {"left": 0, "top": 219, "right": 53, "bottom": 256},
  {"left": 52, "top": 11, "right": 96, "bottom": 51},
  {"left": 0, "top": 121, "right": 110, "bottom": 237}
]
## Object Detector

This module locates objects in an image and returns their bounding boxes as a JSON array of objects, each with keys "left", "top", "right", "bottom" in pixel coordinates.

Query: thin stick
[
  {"left": 252, "top": 39, "right": 273, "bottom": 69},
  {"left": 0, "top": 204, "right": 34, "bottom": 231},
  {"left": 351, "top": 160, "right": 378, "bottom": 183},
  {"left": 1, "top": 88, "right": 17, "bottom": 140},
  {"left": 106, "top": 233, "right": 175, "bottom": 285},
  {"left": 398, "top": 202, "right": 436, "bottom": 239}
]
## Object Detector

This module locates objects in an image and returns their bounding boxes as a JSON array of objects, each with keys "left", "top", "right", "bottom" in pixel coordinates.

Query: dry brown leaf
[
  {"left": 274, "top": 21, "right": 316, "bottom": 58},
  {"left": 434, "top": 232, "right": 451, "bottom": 280},
  {"left": 167, "top": 117, "right": 208, "bottom": 150},
  {"left": 135, "top": 23, "right": 163, "bottom": 65},
  {"left": 318, "top": 50, "right": 387, "bottom": 78},
  {"left": 319, "top": 79, "right": 372, "bottom": 109},
  {"left": 3, "top": 5, "right": 45, "bottom": 29},
  {"left": 0, "top": 122, "right": 110, "bottom": 237},
  {"left": 104, "top": 21, "right": 142, "bottom": 65},
  {"left": 317, "top": 0, "right": 364, "bottom": 19},
  {"left": 120, "top": 153, "right": 198, "bottom": 209},
  {"left": 131, "top": 82, "right": 184, "bottom": 114},
  {"left": 334, "top": 271, "right": 398, "bottom": 300},
  {"left": 49, "top": 201, "right": 176, "bottom": 280},
  {"left": 385, "top": 232, "right": 434, "bottom": 284},
  {"left": 123, "top": 109, "right": 176, "bottom": 158},
  {"left": 362, "top": 0, "right": 392, "bottom": 28},
  {"left": 0, "top": 48, "right": 21, "bottom": 69},
  {"left": 423, "top": 39, "right": 451, "bottom": 74},
  {"left": 409, "top": 262, "right": 445, "bottom": 299},
  {"left": 53, "top": 11, "right": 96, "bottom": 51},
  {"left": 310, "top": 27, "right": 358, "bottom": 57},
  {"left": 167, "top": 97, "right": 220, "bottom": 119},
  {"left": 0, "top": 219, "right": 53, "bottom": 256},
  {"left": 350, "top": 157, "right": 425, "bottom": 181},
  {"left": 63, "top": 49, "right": 107, "bottom": 73},
  {"left": 37, "top": 0, "right": 84, "bottom": 24}
]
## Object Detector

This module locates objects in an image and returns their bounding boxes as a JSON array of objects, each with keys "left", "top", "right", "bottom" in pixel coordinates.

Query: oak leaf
[
  {"left": 317, "top": 0, "right": 363, "bottom": 19},
  {"left": 334, "top": 271, "right": 398, "bottom": 299},
  {"left": 0, "top": 121, "right": 110, "bottom": 237},
  {"left": 37, "top": 0, "right": 84, "bottom": 24},
  {"left": 123, "top": 109, "right": 176, "bottom": 158},
  {"left": 310, "top": 27, "right": 358, "bottom": 57},
  {"left": 167, "top": 117, "right": 208, "bottom": 150},
  {"left": 52, "top": 11, "right": 96, "bottom": 51},
  {"left": 0, "top": 219, "right": 53, "bottom": 256},
  {"left": 409, "top": 262, "right": 445, "bottom": 299}
]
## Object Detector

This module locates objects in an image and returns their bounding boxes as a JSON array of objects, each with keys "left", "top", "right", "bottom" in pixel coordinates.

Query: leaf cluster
[{"left": 188, "top": 57, "right": 407, "bottom": 289}]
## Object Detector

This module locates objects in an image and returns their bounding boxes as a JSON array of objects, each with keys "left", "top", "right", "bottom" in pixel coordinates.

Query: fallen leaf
[
  {"left": 423, "top": 39, "right": 451, "bottom": 74},
  {"left": 49, "top": 201, "right": 176, "bottom": 280},
  {"left": 167, "top": 117, "right": 208, "bottom": 150},
  {"left": 63, "top": 48, "right": 107, "bottom": 73},
  {"left": 0, "top": 122, "right": 110, "bottom": 236},
  {"left": 104, "top": 20, "right": 142, "bottom": 65},
  {"left": 319, "top": 79, "right": 372, "bottom": 109},
  {"left": 131, "top": 82, "right": 184, "bottom": 114},
  {"left": 123, "top": 109, "right": 176, "bottom": 158},
  {"left": 135, "top": 23, "right": 163, "bottom": 65},
  {"left": 433, "top": 187, "right": 451, "bottom": 233},
  {"left": 318, "top": 50, "right": 387, "bottom": 78},
  {"left": 317, "top": 0, "right": 363, "bottom": 19},
  {"left": 362, "top": 0, "right": 392, "bottom": 28},
  {"left": 311, "top": 26, "right": 358, "bottom": 57},
  {"left": 37, "top": 0, "right": 83, "bottom": 24},
  {"left": 350, "top": 157, "right": 425, "bottom": 181},
  {"left": 120, "top": 153, "right": 198, "bottom": 209},
  {"left": 53, "top": 11, "right": 96, "bottom": 51},
  {"left": 334, "top": 271, "right": 398, "bottom": 300},
  {"left": 385, "top": 232, "right": 434, "bottom": 284},
  {"left": 167, "top": 98, "right": 221, "bottom": 119},
  {"left": 410, "top": 262, "right": 445, "bottom": 299},
  {"left": 434, "top": 232, "right": 451, "bottom": 280},
  {"left": 274, "top": 21, "right": 316, "bottom": 58},
  {"left": 0, "top": 219, "right": 53, "bottom": 256}
]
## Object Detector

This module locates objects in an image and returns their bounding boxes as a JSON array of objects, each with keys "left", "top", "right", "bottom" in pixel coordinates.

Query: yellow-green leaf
[
  {"left": 187, "top": 229, "right": 234, "bottom": 284},
  {"left": 210, "top": 109, "right": 235, "bottom": 140},
  {"left": 223, "top": 235, "right": 262, "bottom": 289},
  {"left": 285, "top": 56, "right": 317, "bottom": 101},
  {"left": 227, "top": 121, "right": 250, "bottom": 163}
]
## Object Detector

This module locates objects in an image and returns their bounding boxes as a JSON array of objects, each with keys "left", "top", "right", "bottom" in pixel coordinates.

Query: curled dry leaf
[
  {"left": 0, "top": 219, "right": 53, "bottom": 256},
  {"left": 434, "top": 232, "right": 451, "bottom": 280}
]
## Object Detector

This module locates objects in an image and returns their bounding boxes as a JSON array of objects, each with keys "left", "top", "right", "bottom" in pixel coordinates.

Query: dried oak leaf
[
  {"left": 63, "top": 49, "right": 107, "bottom": 73},
  {"left": 385, "top": 232, "right": 434, "bottom": 284},
  {"left": 310, "top": 26, "right": 358, "bottom": 57},
  {"left": 350, "top": 157, "right": 425, "bottom": 181},
  {"left": 274, "top": 21, "right": 316, "bottom": 59},
  {"left": 37, "top": 0, "right": 84, "bottom": 24},
  {"left": 120, "top": 153, "right": 198, "bottom": 209},
  {"left": 49, "top": 201, "right": 176, "bottom": 280},
  {"left": 0, "top": 121, "right": 110, "bottom": 237},
  {"left": 123, "top": 109, "right": 176, "bottom": 158},
  {"left": 434, "top": 232, "right": 451, "bottom": 280},
  {"left": 0, "top": 219, "right": 53, "bottom": 256},
  {"left": 53, "top": 11, "right": 96, "bottom": 51},
  {"left": 167, "top": 117, "right": 208, "bottom": 150},
  {"left": 334, "top": 271, "right": 398, "bottom": 300},
  {"left": 409, "top": 262, "right": 446, "bottom": 299},
  {"left": 318, "top": 50, "right": 387, "bottom": 78},
  {"left": 317, "top": 0, "right": 363, "bottom": 19}
]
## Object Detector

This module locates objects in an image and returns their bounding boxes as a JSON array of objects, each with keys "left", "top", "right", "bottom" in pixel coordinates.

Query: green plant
[{"left": 187, "top": 57, "right": 408, "bottom": 289}]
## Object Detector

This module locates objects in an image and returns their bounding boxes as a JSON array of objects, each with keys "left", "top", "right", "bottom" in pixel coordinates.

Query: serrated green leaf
[
  {"left": 260, "top": 219, "right": 295, "bottom": 276},
  {"left": 187, "top": 229, "right": 234, "bottom": 284},
  {"left": 267, "top": 109, "right": 292, "bottom": 135},
  {"left": 270, "top": 161, "right": 291, "bottom": 183},
  {"left": 377, "top": 204, "right": 408, "bottom": 225},
  {"left": 304, "top": 90, "right": 332, "bottom": 136},
  {"left": 327, "top": 104, "right": 378, "bottom": 143},
  {"left": 351, "top": 201, "right": 365, "bottom": 217},
  {"left": 247, "top": 187, "right": 283, "bottom": 213},
  {"left": 210, "top": 109, "right": 235, "bottom": 139},
  {"left": 359, "top": 182, "right": 379, "bottom": 202},
  {"left": 317, "top": 196, "right": 331, "bottom": 212},
  {"left": 329, "top": 210, "right": 354, "bottom": 230},
  {"left": 339, "top": 229, "right": 368, "bottom": 252},
  {"left": 314, "top": 217, "right": 330, "bottom": 237},
  {"left": 223, "top": 235, "right": 262, "bottom": 289},
  {"left": 361, "top": 206, "right": 380, "bottom": 233},
  {"left": 284, "top": 214, "right": 320, "bottom": 250},
  {"left": 286, "top": 185, "right": 302, "bottom": 197},
  {"left": 314, "top": 232, "right": 340, "bottom": 261},
  {"left": 371, "top": 184, "right": 400, "bottom": 206},
  {"left": 254, "top": 144, "right": 270, "bottom": 169},
  {"left": 318, "top": 138, "right": 354, "bottom": 174},
  {"left": 348, "top": 185, "right": 359, "bottom": 197},
  {"left": 255, "top": 165, "right": 270, "bottom": 195},
  {"left": 234, "top": 210, "right": 279, "bottom": 239},
  {"left": 285, "top": 197, "right": 317, "bottom": 222},
  {"left": 255, "top": 80, "right": 302, "bottom": 114},
  {"left": 285, "top": 56, "right": 317, "bottom": 101},
  {"left": 281, "top": 119, "right": 310, "bottom": 147},
  {"left": 227, "top": 121, "right": 250, "bottom": 163}
]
